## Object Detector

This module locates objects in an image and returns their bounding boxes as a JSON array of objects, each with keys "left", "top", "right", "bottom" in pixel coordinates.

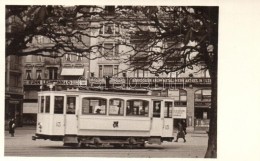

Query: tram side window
[
  {"left": 109, "top": 99, "right": 124, "bottom": 116},
  {"left": 40, "top": 96, "right": 44, "bottom": 113},
  {"left": 45, "top": 96, "right": 50, "bottom": 113},
  {"left": 66, "top": 97, "right": 76, "bottom": 114},
  {"left": 126, "top": 100, "right": 149, "bottom": 117},
  {"left": 82, "top": 97, "right": 107, "bottom": 115},
  {"left": 164, "top": 102, "right": 173, "bottom": 118},
  {"left": 153, "top": 101, "right": 161, "bottom": 117},
  {"left": 54, "top": 96, "right": 64, "bottom": 114}
]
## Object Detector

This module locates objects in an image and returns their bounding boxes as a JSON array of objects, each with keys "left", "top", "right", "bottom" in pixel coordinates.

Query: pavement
[{"left": 4, "top": 126, "right": 208, "bottom": 157}]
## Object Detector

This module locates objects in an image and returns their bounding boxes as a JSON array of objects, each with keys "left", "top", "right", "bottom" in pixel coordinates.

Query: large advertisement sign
[{"left": 173, "top": 107, "right": 186, "bottom": 118}]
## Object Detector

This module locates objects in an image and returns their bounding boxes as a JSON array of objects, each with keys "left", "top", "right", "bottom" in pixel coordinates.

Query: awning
[{"left": 60, "top": 68, "right": 84, "bottom": 76}]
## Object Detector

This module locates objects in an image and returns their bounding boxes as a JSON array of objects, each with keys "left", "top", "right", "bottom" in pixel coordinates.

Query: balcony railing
[{"left": 23, "top": 77, "right": 211, "bottom": 87}]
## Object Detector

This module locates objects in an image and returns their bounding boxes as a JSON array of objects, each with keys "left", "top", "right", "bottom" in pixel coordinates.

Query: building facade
[{"left": 5, "top": 55, "right": 24, "bottom": 127}]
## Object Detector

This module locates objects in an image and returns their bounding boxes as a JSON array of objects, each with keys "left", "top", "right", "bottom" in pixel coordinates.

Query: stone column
[{"left": 185, "top": 87, "right": 197, "bottom": 132}]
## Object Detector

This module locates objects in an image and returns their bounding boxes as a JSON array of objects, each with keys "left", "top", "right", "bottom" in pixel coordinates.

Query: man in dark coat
[
  {"left": 174, "top": 122, "right": 186, "bottom": 143},
  {"left": 8, "top": 118, "right": 15, "bottom": 137},
  {"left": 182, "top": 120, "right": 187, "bottom": 135}
]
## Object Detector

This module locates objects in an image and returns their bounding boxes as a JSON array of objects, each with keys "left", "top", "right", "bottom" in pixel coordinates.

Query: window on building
[
  {"left": 66, "top": 97, "right": 76, "bottom": 114},
  {"left": 109, "top": 99, "right": 124, "bottom": 116},
  {"left": 134, "top": 69, "right": 149, "bottom": 78},
  {"left": 82, "top": 97, "right": 107, "bottom": 115},
  {"left": 99, "top": 65, "right": 103, "bottom": 78},
  {"left": 100, "top": 23, "right": 120, "bottom": 35},
  {"left": 26, "top": 70, "right": 32, "bottom": 80},
  {"left": 126, "top": 100, "right": 149, "bottom": 117},
  {"left": 36, "top": 70, "right": 42, "bottom": 80},
  {"left": 180, "top": 90, "right": 187, "bottom": 101},
  {"left": 103, "top": 43, "right": 114, "bottom": 56},
  {"left": 48, "top": 67, "right": 58, "bottom": 80},
  {"left": 10, "top": 73, "right": 21, "bottom": 87},
  {"left": 37, "top": 55, "right": 43, "bottom": 62},
  {"left": 37, "top": 36, "right": 44, "bottom": 44},
  {"left": 99, "top": 65, "right": 119, "bottom": 78},
  {"left": 104, "top": 6, "right": 115, "bottom": 15},
  {"left": 104, "top": 24, "right": 114, "bottom": 34},
  {"left": 76, "top": 53, "right": 83, "bottom": 61},
  {"left": 45, "top": 96, "right": 50, "bottom": 113},
  {"left": 113, "top": 65, "right": 118, "bottom": 77},
  {"left": 153, "top": 101, "right": 161, "bottom": 117},
  {"left": 103, "top": 65, "right": 113, "bottom": 77},
  {"left": 54, "top": 96, "right": 64, "bottom": 114},
  {"left": 65, "top": 54, "right": 72, "bottom": 61}
]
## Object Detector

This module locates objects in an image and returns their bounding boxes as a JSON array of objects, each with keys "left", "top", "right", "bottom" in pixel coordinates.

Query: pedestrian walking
[
  {"left": 8, "top": 118, "right": 16, "bottom": 137},
  {"left": 182, "top": 120, "right": 187, "bottom": 135},
  {"left": 175, "top": 122, "right": 186, "bottom": 143}
]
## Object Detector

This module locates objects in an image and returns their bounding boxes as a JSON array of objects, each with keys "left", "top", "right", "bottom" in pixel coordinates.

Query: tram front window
[
  {"left": 45, "top": 96, "right": 50, "bottom": 113},
  {"left": 126, "top": 100, "right": 149, "bottom": 117},
  {"left": 66, "top": 97, "right": 76, "bottom": 114},
  {"left": 40, "top": 96, "right": 44, "bottom": 113},
  {"left": 54, "top": 96, "right": 64, "bottom": 114},
  {"left": 153, "top": 101, "right": 161, "bottom": 117}
]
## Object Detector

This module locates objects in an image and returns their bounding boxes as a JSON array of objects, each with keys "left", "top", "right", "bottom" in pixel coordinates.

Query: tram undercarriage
[{"left": 33, "top": 134, "right": 174, "bottom": 148}]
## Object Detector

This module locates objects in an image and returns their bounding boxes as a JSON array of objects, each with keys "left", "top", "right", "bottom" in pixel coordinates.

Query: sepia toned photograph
[{"left": 4, "top": 4, "right": 218, "bottom": 158}]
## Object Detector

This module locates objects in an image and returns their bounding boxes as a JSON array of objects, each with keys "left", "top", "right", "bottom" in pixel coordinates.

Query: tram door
[
  {"left": 150, "top": 100, "right": 163, "bottom": 136},
  {"left": 64, "top": 96, "right": 78, "bottom": 135},
  {"left": 162, "top": 101, "right": 174, "bottom": 137}
]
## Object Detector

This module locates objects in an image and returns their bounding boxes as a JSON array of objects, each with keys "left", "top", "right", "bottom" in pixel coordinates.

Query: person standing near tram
[{"left": 175, "top": 122, "right": 186, "bottom": 143}]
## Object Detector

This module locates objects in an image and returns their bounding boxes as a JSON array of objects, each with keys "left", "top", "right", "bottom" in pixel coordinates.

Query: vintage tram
[{"left": 32, "top": 90, "right": 175, "bottom": 147}]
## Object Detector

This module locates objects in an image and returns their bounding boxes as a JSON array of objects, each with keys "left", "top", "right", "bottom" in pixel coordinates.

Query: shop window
[
  {"left": 45, "top": 96, "right": 50, "bottom": 113},
  {"left": 164, "top": 101, "right": 173, "bottom": 118},
  {"left": 82, "top": 97, "right": 107, "bottom": 115},
  {"left": 66, "top": 97, "right": 76, "bottom": 114},
  {"left": 126, "top": 100, "right": 149, "bottom": 117},
  {"left": 153, "top": 101, "right": 161, "bottom": 117},
  {"left": 54, "top": 96, "right": 64, "bottom": 114},
  {"left": 109, "top": 99, "right": 124, "bottom": 116}
]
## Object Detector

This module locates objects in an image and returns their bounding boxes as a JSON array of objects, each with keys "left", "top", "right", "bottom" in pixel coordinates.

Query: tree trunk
[{"left": 205, "top": 62, "right": 217, "bottom": 158}]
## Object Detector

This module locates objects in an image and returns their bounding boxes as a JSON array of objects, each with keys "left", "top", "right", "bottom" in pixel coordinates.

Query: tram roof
[{"left": 38, "top": 89, "right": 173, "bottom": 99}]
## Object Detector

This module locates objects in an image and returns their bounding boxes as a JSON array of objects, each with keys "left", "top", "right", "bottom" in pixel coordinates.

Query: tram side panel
[
  {"left": 36, "top": 113, "right": 53, "bottom": 135},
  {"left": 78, "top": 116, "right": 151, "bottom": 137}
]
